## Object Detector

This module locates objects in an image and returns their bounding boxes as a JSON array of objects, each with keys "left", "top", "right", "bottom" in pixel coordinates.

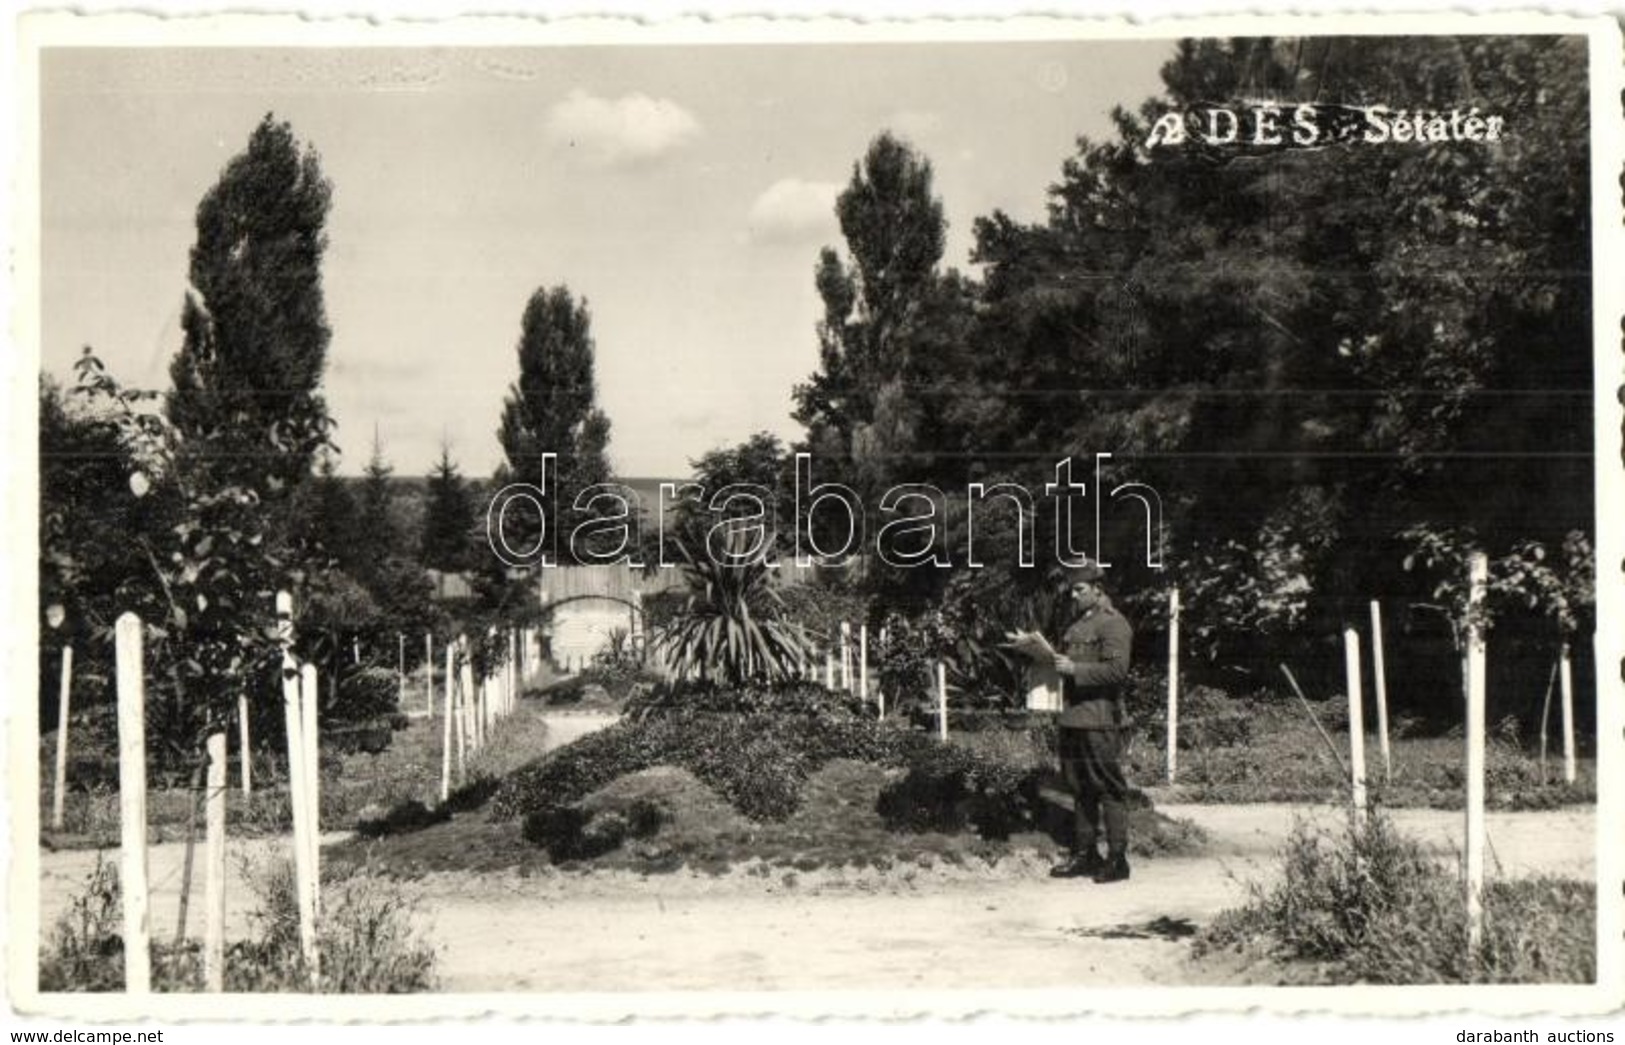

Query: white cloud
[
  {"left": 746, "top": 178, "right": 840, "bottom": 244},
  {"left": 544, "top": 89, "right": 700, "bottom": 167}
]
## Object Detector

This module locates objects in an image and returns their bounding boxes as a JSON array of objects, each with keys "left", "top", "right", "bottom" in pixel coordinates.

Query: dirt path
[
  {"left": 535, "top": 710, "right": 620, "bottom": 751},
  {"left": 412, "top": 803, "right": 1594, "bottom": 991},
  {"left": 37, "top": 706, "right": 1594, "bottom": 992}
]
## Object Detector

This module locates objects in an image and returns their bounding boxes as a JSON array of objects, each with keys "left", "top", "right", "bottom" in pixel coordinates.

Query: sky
[{"left": 39, "top": 39, "right": 1174, "bottom": 478}]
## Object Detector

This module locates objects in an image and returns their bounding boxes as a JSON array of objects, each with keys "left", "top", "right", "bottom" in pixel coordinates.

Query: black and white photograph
[{"left": 8, "top": 11, "right": 1622, "bottom": 1022}]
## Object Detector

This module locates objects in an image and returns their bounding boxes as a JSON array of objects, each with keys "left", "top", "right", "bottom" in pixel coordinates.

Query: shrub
[
  {"left": 523, "top": 799, "right": 667, "bottom": 862},
  {"left": 354, "top": 798, "right": 446, "bottom": 839},
  {"left": 39, "top": 855, "right": 438, "bottom": 992},
  {"left": 492, "top": 696, "right": 1061, "bottom": 854},
  {"left": 491, "top": 706, "right": 910, "bottom": 827},
  {"left": 1125, "top": 677, "right": 1256, "bottom": 750},
  {"left": 654, "top": 537, "right": 809, "bottom": 686},
  {"left": 577, "top": 661, "right": 660, "bottom": 701},
  {"left": 332, "top": 666, "right": 402, "bottom": 729},
  {"left": 314, "top": 874, "right": 439, "bottom": 992},
  {"left": 623, "top": 678, "right": 867, "bottom": 721},
  {"left": 522, "top": 805, "right": 590, "bottom": 853},
  {"left": 876, "top": 741, "right": 1038, "bottom": 840},
  {"left": 775, "top": 584, "right": 871, "bottom": 649},
  {"left": 226, "top": 857, "right": 438, "bottom": 993},
  {"left": 39, "top": 857, "right": 124, "bottom": 992},
  {"left": 528, "top": 676, "right": 587, "bottom": 705},
  {"left": 871, "top": 609, "right": 961, "bottom": 712},
  {"left": 1196, "top": 810, "right": 1595, "bottom": 983}
]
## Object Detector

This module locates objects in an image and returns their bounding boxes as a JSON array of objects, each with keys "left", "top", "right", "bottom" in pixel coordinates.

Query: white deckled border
[{"left": 6, "top": 7, "right": 1622, "bottom": 1024}]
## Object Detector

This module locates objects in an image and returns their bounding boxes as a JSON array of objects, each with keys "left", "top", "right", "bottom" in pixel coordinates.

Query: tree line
[
  {"left": 686, "top": 35, "right": 1596, "bottom": 717},
  {"left": 39, "top": 35, "right": 1599, "bottom": 763}
]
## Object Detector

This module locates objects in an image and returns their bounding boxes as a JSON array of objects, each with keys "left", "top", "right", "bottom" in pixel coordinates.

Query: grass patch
[
  {"left": 39, "top": 856, "right": 438, "bottom": 993},
  {"left": 1130, "top": 696, "right": 1596, "bottom": 809},
  {"left": 1193, "top": 809, "right": 1594, "bottom": 984},
  {"left": 45, "top": 700, "right": 551, "bottom": 850}
]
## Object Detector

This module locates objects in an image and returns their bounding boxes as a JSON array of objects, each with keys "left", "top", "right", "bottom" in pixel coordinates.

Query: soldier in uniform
[{"left": 1048, "top": 561, "right": 1135, "bottom": 883}]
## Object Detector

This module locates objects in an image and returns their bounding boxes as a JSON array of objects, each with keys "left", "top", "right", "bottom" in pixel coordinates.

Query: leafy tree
[
  {"left": 166, "top": 113, "right": 335, "bottom": 497},
  {"left": 663, "top": 432, "right": 793, "bottom": 562},
  {"left": 496, "top": 285, "right": 613, "bottom": 562},
  {"left": 54, "top": 351, "right": 291, "bottom": 771},
  {"left": 963, "top": 35, "right": 1592, "bottom": 677},
  {"left": 38, "top": 373, "right": 172, "bottom": 725},
  {"left": 39, "top": 373, "right": 161, "bottom": 637}
]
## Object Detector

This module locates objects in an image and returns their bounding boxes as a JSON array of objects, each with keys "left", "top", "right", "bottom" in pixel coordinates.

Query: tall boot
[
  {"left": 1049, "top": 848, "right": 1104, "bottom": 878},
  {"left": 1092, "top": 850, "right": 1130, "bottom": 884}
]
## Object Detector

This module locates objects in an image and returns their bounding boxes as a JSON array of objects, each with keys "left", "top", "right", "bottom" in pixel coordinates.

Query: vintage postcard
[{"left": 8, "top": 9, "right": 1622, "bottom": 1024}]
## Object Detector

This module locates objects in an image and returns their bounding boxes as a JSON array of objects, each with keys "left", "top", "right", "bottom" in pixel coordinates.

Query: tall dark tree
[
  {"left": 497, "top": 285, "right": 613, "bottom": 561},
  {"left": 354, "top": 427, "right": 397, "bottom": 583},
  {"left": 793, "top": 132, "right": 961, "bottom": 489},
  {"left": 653, "top": 431, "right": 794, "bottom": 566},
  {"left": 167, "top": 113, "right": 334, "bottom": 495},
  {"left": 419, "top": 441, "right": 476, "bottom": 574},
  {"left": 960, "top": 34, "right": 1592, "bottom": 688},
  {"left": 293, "top": 449, "right": 364, "bottom": 573}
]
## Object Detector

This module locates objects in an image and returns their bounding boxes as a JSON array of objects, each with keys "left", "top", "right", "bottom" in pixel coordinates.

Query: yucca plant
[{"left": 654, "top": 529, "right": 810, "bottom": 687}]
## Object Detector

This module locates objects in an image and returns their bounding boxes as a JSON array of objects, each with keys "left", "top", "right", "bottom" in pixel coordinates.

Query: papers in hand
[{"left": 1003, "top": 629, "right": 1057, "bottom": 662}]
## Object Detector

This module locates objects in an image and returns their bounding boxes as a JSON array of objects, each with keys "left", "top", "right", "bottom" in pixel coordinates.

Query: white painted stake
[
  {"left": 276, "top": 592, "right": 318, "bottom": 982},
  {"left": 237, "top": 694, "right": 252, "bottom": 796},
  {"left": 858, "top": 624, "right": 869, "bottom": 704},
  {"left": 1465, "top": 552, "right": 1489, "bottom": 955},
  {"left": 824, "top": 651, "right": 834, "bottom": 690},
  {"left": 936, "top": 662, "right": 949, "bottom": 742},
  {"left": 1370, "top": 600, "right": 1392, "bottom": 782},
  {"left": 52, "top": 644, "right": 73, "bottom": 831},
  {"left": 878, "top": 627, "right": 889, "bottom": 720},
  {"left": 840, "top": 622, "right": 851, "bottom": 692},
  {"left": 483, "top": 628, "right": 496, "bottom": 738},
  {"left": 453, "top": 648, "right": 466, "bottom": 776},
  {"left": 114, "top": 613, "right": 151, "bottom": 993},
  {"left": 440, "top": 642, "right": 455, "bottom": 803},
  {"left": 459, "top": 637, "right": 476, "bottom": 767},
  {"left": 424, "top": 633, "right": 434, "bottom": 715},
  {"left": 204, "top": 727, "right": 227, "bottom": 992},
  {"left": 1167, "top": 588, "right": 1180, "bottom": 785},
  {"left": 300, "top": 663, "right": 321, "bottom": 894},
  {"left": 1560, "top": 640, "right": 1576, "bottom": 784},
  {"left": 1344, "top": 626, "right": 1368, "bottom": 826}
]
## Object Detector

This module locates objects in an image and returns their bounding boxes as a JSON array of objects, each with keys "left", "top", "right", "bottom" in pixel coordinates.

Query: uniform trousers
[{"left": 1058, "top": 725, "right": 1129, "bottom": 855}]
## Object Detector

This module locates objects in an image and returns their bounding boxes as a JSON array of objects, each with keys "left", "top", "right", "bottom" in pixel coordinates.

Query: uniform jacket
[{"left": 1058, "top": 597, "right": 1134, "bottom": 730}]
